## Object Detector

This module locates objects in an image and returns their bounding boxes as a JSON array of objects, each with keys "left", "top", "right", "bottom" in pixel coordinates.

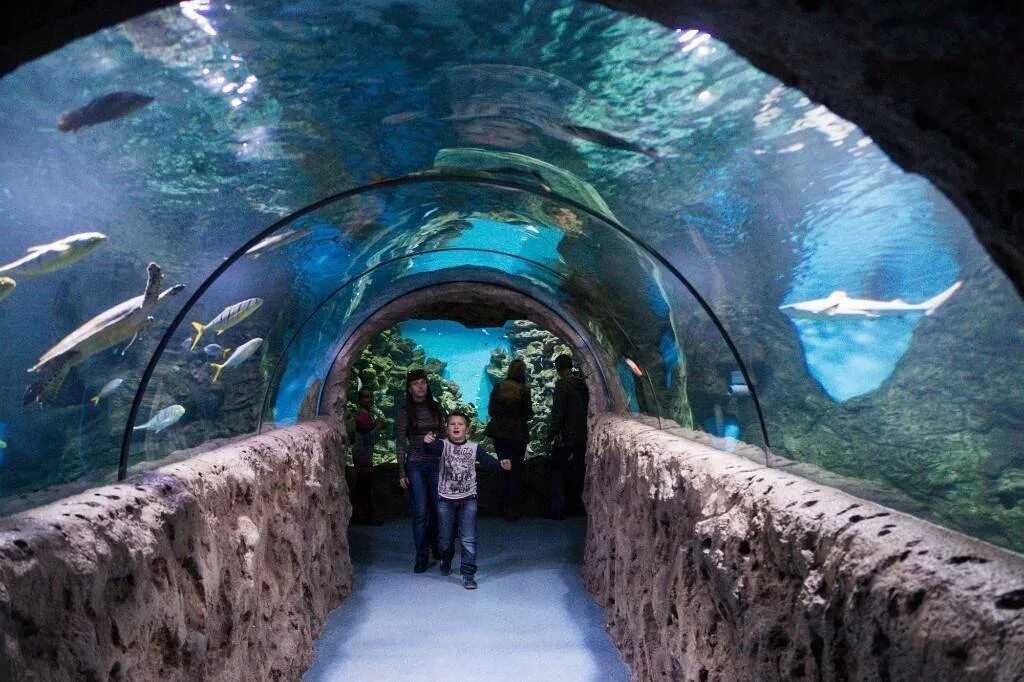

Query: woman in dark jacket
[
  {"left": 484, "top": 358, "right": 533, "bottom": 520},
  {"left": 396, "top": 369, "right": 445, "bottom": 572}
]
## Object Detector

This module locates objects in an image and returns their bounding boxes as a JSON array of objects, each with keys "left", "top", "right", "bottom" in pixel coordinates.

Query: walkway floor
[{"left": 304, "top": 517, "right": 630, "bottom": 681}]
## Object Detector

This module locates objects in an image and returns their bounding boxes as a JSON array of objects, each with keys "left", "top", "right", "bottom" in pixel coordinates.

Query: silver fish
[
  {"left": 190, "top": 297, "right": 262, "bottom": 350},
  {"left": 89, "top": 377, "right": 125, "bottom": 406},
  {"left": 210, "top": 337, "right": 263, "bottom": 383},
  {"left": 203, "top": 343, "right": 231, "bottom": 358},
  {"left": 244, "top": 227, "right": 310, "bottom": 258},
  {"left": 133, "top": 404, "right": 185, "bottom": 432},
  {"left": 0, "top": 232, "right": 107, "bottom": 280}
]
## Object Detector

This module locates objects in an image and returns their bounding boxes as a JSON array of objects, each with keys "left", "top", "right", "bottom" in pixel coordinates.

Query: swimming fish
[
  {"left": 0, "top": 232, "right": 107, "bottom": 280},
  {"left": 203, "top": 343, "right": 231, "bottom": 359},
  {"left": 244, "top": 227, "right": 310, "bottom": 258},
  {"left": 210, "top": 337, "right": 263, "bottom": 383},
  {"left": 624, "top": 357, "right": 644, "bottom": 377},
  {"left": 90, "top": 377, "right": 125, "bottom": 405},
  {"left": 0, "top": 422, "right": 7, "bottom": 450},
  {"left": 779, "top": 280, "right": 963, "bottom": 319},
  {"left": 58, "top": 92, "right": 155, "bottom": 133},
  {"left": 180, "top": 336, "right": 194, "bottom": 352},
  {"left": 190, "top": 297, "right": 263, "bottom": 350},
  {"left": 381, "top": 111, "right": 425, "bottom": 126},
  {"left": 0, "top": 277, "right": 15, "bottom": 302},
  {"left": 133, "top": 404, "right": 185, "bottom": 433},
  {"left": 556, "top": 124, "right": 661, "bottom": 161}
]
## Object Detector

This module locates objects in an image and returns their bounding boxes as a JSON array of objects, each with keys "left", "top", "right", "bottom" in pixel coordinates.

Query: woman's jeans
[
  {"left": 437, "top": 495, "right": 478, "bottom": 577},
  {"left": 492, "top": 437, "right": 527, "bottom": 511},
  {"left": 405, "top": 459, "right": 440, "bottom": 562}
]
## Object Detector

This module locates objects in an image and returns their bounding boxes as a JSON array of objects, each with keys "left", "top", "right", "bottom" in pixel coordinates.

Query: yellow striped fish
[{"left": 190, "top": 297, "right": 262, "bottom": 351}]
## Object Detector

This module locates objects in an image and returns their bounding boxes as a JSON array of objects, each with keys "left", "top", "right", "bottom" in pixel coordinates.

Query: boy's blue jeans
[
  {"left": 437, "top": 496, "right": 478, "bottom": 577},
  {"left": 406, "top": 459, "right": 440, "bottom": 562}
]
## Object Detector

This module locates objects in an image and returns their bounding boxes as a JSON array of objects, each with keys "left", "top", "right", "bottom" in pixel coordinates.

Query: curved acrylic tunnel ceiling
[{"left": 0, "top": 1, "right": 1022, "bottom": 554}]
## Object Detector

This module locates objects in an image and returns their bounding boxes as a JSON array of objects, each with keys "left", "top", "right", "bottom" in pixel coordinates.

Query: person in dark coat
[
  {"left": 546, "top": 354, "right": 589, "bottom": 518},
  {"left": 396, "top": 369, "right": 445, "bottom": 572},
  {"left": 484, "top": 358, "right": 533, "bottom": 520}
]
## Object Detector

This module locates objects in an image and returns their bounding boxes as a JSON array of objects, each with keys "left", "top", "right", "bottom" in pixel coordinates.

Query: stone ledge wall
[
  {"left": 583, "top": 415, "right": 1024, "bottom": 681},
  {"left": 0, "top": 421, "right": 352, "bottom": 682}
]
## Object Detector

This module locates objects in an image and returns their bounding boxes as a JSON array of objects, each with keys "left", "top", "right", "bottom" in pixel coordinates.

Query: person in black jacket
[
  {"left": 546, "top": 354, "right": 589, "bottom": 519},
  {"left": 395, "top": 369, "right": 445, "bottom": 572},
  {"left": 484, "top": 358, "right": 533, "bottom": 521}
]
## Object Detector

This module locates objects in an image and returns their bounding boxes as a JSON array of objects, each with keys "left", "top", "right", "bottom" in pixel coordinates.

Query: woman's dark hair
[
  {"left": 405, "top": 368, "right": 442, "bottom": 421},
  {"left": 506, "top": 358, "right": 527, "bottom": 382}
]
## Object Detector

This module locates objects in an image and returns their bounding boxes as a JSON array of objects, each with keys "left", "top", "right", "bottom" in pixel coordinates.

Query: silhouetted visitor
[
  {"left": 424, "top": 411, "right": 511, "bottom": 589},
  {"left": 347, "top": 387, "right": 385, "bottom": 524},
  {"left": 396, "top": 369, "right": 445, "bottom": 572},
  {"left": 484, "top": 358, "right": 533, "bottom": 520},
  {"left": 546, "top": 354, "right": 589, "bottom": 519}
]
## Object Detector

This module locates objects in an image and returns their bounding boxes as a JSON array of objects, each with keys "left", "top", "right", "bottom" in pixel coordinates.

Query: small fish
[
  {"left": 210, "top": 337, "right": 263, "bottom": 383},
  {"left": 779, "top": 281, "right": 963, "bottom": 319},
  {"left": 244, "top": 227, "right": 311, "bottom": 258},
  {"left": 0, "top": 421, "right": 7, "bottom": 450},
  {"left": 203, "top": 343, "right": 231, "bottom": 358},
  {"left": 191, "top": 297, "right": 263, "bottom": 350},
  {"left": 624, "top": 357, "right": 644, "bottom": 378},
  {"left": 380, "top": 111, "right": 425, "bottom": 126},
  {"left": 90, "top": 377, "right": 125, "bottom": 405},
  {"left": 0, "top": 277, "right": 15, "bottom": 302},
  {"left": 180, "top": 336, "right": 194, "bottom": 352},
  {"left": 58, "top": 92, "right": 155, "bottom": 133},
  {"left": 556, "top": 123, "right": 661, "bottom": 161},
  {"left": 0, "top": 232, "right": 107, "bottom": 280},
  {"left": 133, "top": 404, "right": 185, "bottom": 433}
]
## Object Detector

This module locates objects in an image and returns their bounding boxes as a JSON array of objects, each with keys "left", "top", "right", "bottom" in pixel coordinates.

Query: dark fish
[
  {"left": 58, "top": 92, "right": 155, "bottom": 132},
  {"left": 558, "top": 123, "right": 661, "bottom": 161}
]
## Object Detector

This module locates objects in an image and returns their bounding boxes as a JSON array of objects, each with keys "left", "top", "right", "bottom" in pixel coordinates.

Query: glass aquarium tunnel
[{"left": 0, "top": 0, "right": 1022, "bottom": 555}]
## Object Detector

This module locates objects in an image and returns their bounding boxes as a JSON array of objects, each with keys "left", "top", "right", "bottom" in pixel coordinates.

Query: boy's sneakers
[
  {"left": 413, "top": 558, "right": 429, "bottom": 573},
  {"left": 440, "top": 558, "right": 452, "bottom": 576},
  {"left": 463, "top": 576, "right": 478, "bottom": 590}
]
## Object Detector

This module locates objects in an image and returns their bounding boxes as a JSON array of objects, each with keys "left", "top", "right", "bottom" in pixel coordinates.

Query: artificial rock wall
[
  {"left": 583, "top": 415, "right": 1024, "bottom": 681},
  {"left": 0, "top": 421, "right": 352, "bottom": 682}
]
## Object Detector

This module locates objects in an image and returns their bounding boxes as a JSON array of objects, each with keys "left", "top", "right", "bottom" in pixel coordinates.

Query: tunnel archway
[{"left": 118, "top": 173, "right": 770, "bottom": 478}]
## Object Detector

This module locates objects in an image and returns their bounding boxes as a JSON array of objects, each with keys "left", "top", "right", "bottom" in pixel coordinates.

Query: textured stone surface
[
  {"left": 583, "top": 415, "right": 1024, "bottom": 681},
  {"left": 0, "top": 421, "right": 352, "bottom": 682}
]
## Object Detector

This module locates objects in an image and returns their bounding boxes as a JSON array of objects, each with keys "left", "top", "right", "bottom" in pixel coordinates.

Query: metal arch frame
[
  {"left": 120, "top": 173, "right": 771, "bottom": 479},
  {"left": 253, "top": 251, "right": 660, "bottom": 430}
]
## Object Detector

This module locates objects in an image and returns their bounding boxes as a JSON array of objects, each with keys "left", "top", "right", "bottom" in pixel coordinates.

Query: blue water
[
  {"left": 406, "top": 217, "right": 564, "bottom": 275},
  {"left": 782, "top": 172, "right": 960, "bottom": 401},
  {"left": 400, "top": 320, "right": 511, "bottom": 420}
]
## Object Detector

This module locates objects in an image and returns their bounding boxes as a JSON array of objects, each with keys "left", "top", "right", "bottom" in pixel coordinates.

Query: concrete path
[{"left": 304, "top": 518, "right": 630, "bottom": 681}]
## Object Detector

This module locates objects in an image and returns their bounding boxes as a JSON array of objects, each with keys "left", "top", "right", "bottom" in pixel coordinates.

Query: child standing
[{"left": 424, "top": 411, "right": 511, "bottom": 589}]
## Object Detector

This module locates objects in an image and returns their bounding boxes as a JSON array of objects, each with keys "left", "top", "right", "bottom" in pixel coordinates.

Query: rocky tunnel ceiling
[
  {"left": 2, "top": 0, "right": 1022, "bottom": 296},
  {"left": 0, "top": 0, "right": 1021, "bottom": 554}
]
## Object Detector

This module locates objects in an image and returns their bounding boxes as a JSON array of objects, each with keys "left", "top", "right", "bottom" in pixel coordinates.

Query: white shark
[{"left": 780, "top": 280, "right": 963, "bottom": 319}]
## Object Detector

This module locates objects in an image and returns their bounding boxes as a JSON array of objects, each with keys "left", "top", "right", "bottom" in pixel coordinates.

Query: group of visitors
[{"left": 347, "top": 354, "right": 589, "bottom": 590}]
